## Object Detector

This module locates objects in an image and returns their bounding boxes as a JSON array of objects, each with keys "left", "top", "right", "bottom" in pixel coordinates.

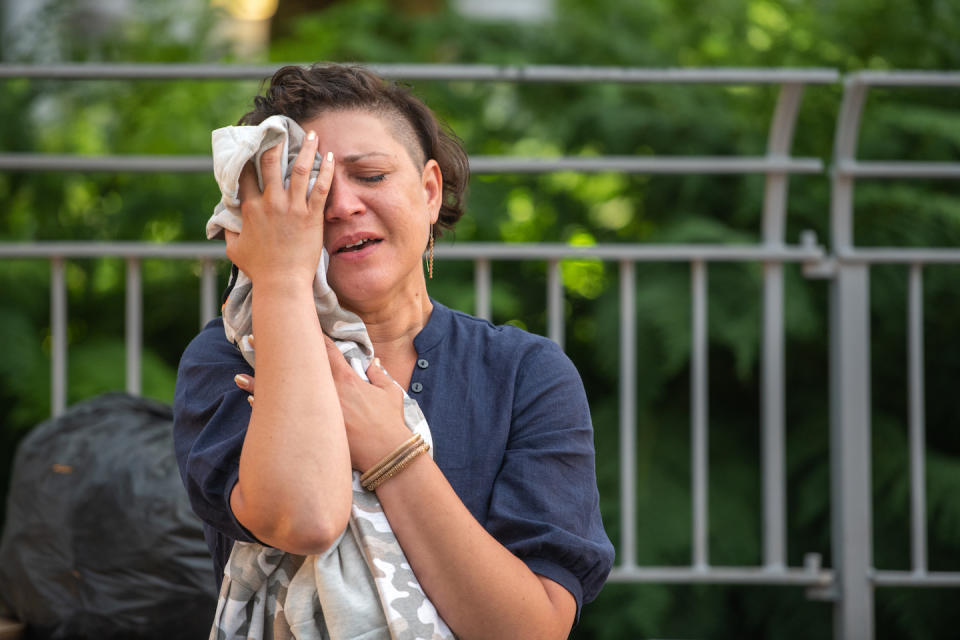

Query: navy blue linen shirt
[{"left": 173, "top": 299, "right": 614, "bottom": 613}]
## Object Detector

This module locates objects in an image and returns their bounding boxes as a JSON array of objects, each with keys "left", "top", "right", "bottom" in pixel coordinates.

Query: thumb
[{"left": 365, "top": 357, "right": 395, "bottom": 389}]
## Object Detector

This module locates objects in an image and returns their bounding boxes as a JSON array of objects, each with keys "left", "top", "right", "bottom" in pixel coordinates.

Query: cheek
[{"left": 379, "top": 195, "right": 429, "bottom": 234}]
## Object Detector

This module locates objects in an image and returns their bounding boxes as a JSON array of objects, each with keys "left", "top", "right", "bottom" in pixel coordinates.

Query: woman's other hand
[
  {"left": 225, "top": 131, "right": 332, "bottom": 288},
  {"left": 322, "top": 336, "right": 412, "bottom": 473},
  {"left": 233, "top": 336, "right": 412, "bottom": 474}
]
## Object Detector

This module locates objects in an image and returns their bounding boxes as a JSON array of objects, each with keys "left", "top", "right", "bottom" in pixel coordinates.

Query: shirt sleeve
[
  {"left": 483, "top": 339, "right": 615, "bottom": 619},
  {"left": 172, "top": 320, "right": 261, "bottom": 545}
]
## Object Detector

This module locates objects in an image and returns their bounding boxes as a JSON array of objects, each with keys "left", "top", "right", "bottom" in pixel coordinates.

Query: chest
[{"left": 411, "top": 354, "right": 518, "bottom": 523}]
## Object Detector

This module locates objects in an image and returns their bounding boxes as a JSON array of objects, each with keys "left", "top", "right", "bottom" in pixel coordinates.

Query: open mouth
[{"left": 337, "top": 238, "right": 382, "bottom": 253}]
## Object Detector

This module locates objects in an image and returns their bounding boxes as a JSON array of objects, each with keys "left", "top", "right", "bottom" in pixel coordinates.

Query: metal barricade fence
[{"left": 0, "top": 63, "right": 958, "bottom": 639}]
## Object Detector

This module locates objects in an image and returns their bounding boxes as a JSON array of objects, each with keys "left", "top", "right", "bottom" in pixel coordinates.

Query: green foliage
[{"left": 1, "top": 0, "right": 959, "bottom": 637}]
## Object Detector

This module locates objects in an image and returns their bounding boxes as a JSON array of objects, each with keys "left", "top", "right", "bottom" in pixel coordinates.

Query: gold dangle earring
[{"left": 428, "top": 225, "right": 435, "bottom": 279}]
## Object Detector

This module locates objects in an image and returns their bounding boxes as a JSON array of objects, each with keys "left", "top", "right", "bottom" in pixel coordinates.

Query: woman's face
[{"left": 300, "top": 109, "right": 442, "bottom": 312}]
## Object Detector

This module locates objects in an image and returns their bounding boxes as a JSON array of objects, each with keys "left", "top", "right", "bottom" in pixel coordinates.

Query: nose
[{"left": 323, "top": 170, "right": 364, "bottom": 221}]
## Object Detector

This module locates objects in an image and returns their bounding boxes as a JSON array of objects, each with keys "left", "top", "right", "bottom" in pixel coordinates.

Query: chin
[
  {"left": 330, "top": 273, "right": 388, "bottom": 306},
  {"left": 329, "top": 267, "right": 419, "bottom": 310}
]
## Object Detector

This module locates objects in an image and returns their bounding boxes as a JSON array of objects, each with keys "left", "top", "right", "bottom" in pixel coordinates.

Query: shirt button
[
  {"left": 411, "top": 382, "right": 423, "bottom": 393},
  {"left": 417, "top": 359, "right": 429, "bottom": 369}
]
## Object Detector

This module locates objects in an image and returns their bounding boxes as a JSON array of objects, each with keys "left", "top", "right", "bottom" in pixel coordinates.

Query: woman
[{"left": 174, "top": 63, "right": 613, "bottom": 639}]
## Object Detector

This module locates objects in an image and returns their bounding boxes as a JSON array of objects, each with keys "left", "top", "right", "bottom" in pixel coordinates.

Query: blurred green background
[{"left": 1, "top": 0, "right": 960, "bottom": 637}]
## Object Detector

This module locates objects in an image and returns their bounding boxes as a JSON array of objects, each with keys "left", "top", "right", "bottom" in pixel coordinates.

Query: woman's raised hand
[{"left": 225, "top": 131, "right": 333, "bottom": 288}]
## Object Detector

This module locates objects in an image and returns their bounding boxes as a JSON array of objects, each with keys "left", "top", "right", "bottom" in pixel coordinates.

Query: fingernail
[
  {"left": 234, "top": 374, "right": 251, "bottom": 389},
  {"left": 326, "top": 151, "right": 333, "bottom": 162},
  {"left": 306, "top": 130, "right": 316, "bottom": 140},
  {"left": 247, "top": 395, "right": 254, "bottom": 406},
  {"left": 373, "top": 357, "right": 381, "bottom": 368}
]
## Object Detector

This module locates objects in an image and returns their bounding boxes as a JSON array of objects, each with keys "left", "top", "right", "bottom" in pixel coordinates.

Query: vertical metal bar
[
  {"left": 474, "top": 258, "right": 491, "bottom": 321},
  {"left": 691, "top": 259, "right": 709, "bottom": 570},
  {"left": 908, "top": 263, "right": 927, "bottom": 575},
  {"left": 762, "top": 261, "right": 786, "bottom": 569},
  {"left": 831, "top": 174, "right": 856, "bottom": 252},
  {"left": 759, "top": 83, "right": 803, "bottom": 571},
  {"left": 833, "top": 79, "right": 869, "bottom": 170},
  {"left": 200, "top": 258, "right": 217, "bottom": 328},
  {"left": 762, "top": 166, "right": 790, "bottom": 243},
  {"left": 50, "top": 257, "right": 67, "bottom": 417},
  {"left": 547, "top": 259, "right": 564, "bottom": 348},
  {"left": 619, "top": 260, "right": 637, "bottom": 569},
  {"left": 831, "top": 75, "right": 874, "bottom": 640},
  {"left": 762, "top": 82, "right": 804, "bottom": 243},
  {"left": 831, "top": 80, "right": 869, "bottom": 252},
  {"left": 830, "top": 264, "right": 874, "bottom": 639},
  {"left": 125, "top": 257, "right": 142, "bottom": 396}
]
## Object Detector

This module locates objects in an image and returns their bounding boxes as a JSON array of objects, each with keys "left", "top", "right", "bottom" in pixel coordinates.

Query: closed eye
[{"left": 359, "top": 174, "right": 386, "bottom": 183}]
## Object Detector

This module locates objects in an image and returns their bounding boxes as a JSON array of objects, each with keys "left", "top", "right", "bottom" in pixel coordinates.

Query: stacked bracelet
[
  {"left": 360, "top": 433, "right": 430, "bottom": 492},
  {"left": 360, "top": 433, "right": 422, "bottom": 487},
  {"left": 363, "top": 441, "right": 430, "bottom": 491},
  {"left": 361, "top": 438, "right": 429, "bottom": 491}
]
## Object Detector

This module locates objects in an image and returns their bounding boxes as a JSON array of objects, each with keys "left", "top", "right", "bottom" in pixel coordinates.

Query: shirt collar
[{"left": 413, "top": 298, "right": 451, "bottom": 354}]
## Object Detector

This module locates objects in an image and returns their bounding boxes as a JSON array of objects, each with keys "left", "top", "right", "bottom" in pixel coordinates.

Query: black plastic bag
[{"left": 0, "top": 393, "right": 216, "bottom": 639}]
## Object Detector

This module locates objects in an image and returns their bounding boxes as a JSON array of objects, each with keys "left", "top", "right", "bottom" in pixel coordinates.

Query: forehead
[{"left": 299, "top": 108, "right": 424, "bottom": 167}]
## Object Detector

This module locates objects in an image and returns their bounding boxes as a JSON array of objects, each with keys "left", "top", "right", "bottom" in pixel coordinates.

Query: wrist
[
  {"left": 251, "top": 273, "right": 316, "bottom": 298},
  {"left": 357, "top": 422, "right": 420, "bottom": 474},
  {"left": 362, "top": 434, "right": 430, "bottom": 492}
]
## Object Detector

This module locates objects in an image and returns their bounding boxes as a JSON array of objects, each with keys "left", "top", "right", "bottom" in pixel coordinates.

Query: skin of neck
[{"left": 339, "top": 267, "right": 433, "bottom": 369}]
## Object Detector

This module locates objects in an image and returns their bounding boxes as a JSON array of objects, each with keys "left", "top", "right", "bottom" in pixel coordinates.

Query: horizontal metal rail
[
  {"left": 608, "top": 566, "right": 833, "bottom": 587},
  {"left": 0, "top": 242, "right": 826, "bottom": 262},
  {"left": 0, "top": 153, "right": 824, "bottom": 174},
  {"left": 0, "top": 63, "right": 839, "bottom": 84},
  {"left": 834, "top": 161, "right": 960, "bottom": 179},
  {"left": 0, "top": 242, "right": 228, "bottom": 258},
  {"left": 838, "top": 249, "right": 960, "bottom": 264},
  {"left": 0, "top": 154, "right": 213, "bottom": 172},
  {"left": 847, "top": 71, "right": 960, "bottom": 87},
  {"left": 872, "top": 571, "right": 960, "bottom": 587}
]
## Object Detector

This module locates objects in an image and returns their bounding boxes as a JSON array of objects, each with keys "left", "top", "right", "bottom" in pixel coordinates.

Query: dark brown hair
[{"left": 239, "top": 63, "right": 469, "bottom": 235}]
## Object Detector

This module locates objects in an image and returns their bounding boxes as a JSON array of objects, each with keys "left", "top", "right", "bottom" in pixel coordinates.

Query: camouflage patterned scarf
[{"left": 207, "top": 115, "right": 455, "bottom": 640}]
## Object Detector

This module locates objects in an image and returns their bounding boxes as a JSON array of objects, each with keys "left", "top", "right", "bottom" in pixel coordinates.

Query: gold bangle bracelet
[
  {"left": 364, "top": 441, "right": 430, "bottom": 492},
  {"left": 361, "top": 433, "right": 422, "bottom": 485},
  {"left": 361, "top": 439, "right": 425, "bottom": 490}
]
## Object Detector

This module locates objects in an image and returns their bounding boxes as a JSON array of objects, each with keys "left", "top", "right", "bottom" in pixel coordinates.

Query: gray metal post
[
  {"left": 125, "top": 258, "right": 142, "bottom": 396},
  {"left": 50, "top": 257, "right": 67, "bottom": 417},
  {"left": 908, "top": 264, "right": 927, "bottom": 574},
  {"left": 474, "top": 258, "right": 491, "bottom": 321},
  {"left": 829, "top": 75, "right": 875, "bottom": 639},
  {"left": 619, "top": 260, "right": 637, "bottom": 569},
  {"left": 761, "top": 261, "right": 786, "bottom": 569},
  {"left": 830, "top": 264, "right": 874, "bottom": 639},
  {"left": 200, "top": 259, "right": 217, "bottom": 328},
  {"left": 691, "top": 259, "right": 709, "bottom": 570},
  {"left": 547, "top": 259, "right": 564, "bottom": 348}
]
